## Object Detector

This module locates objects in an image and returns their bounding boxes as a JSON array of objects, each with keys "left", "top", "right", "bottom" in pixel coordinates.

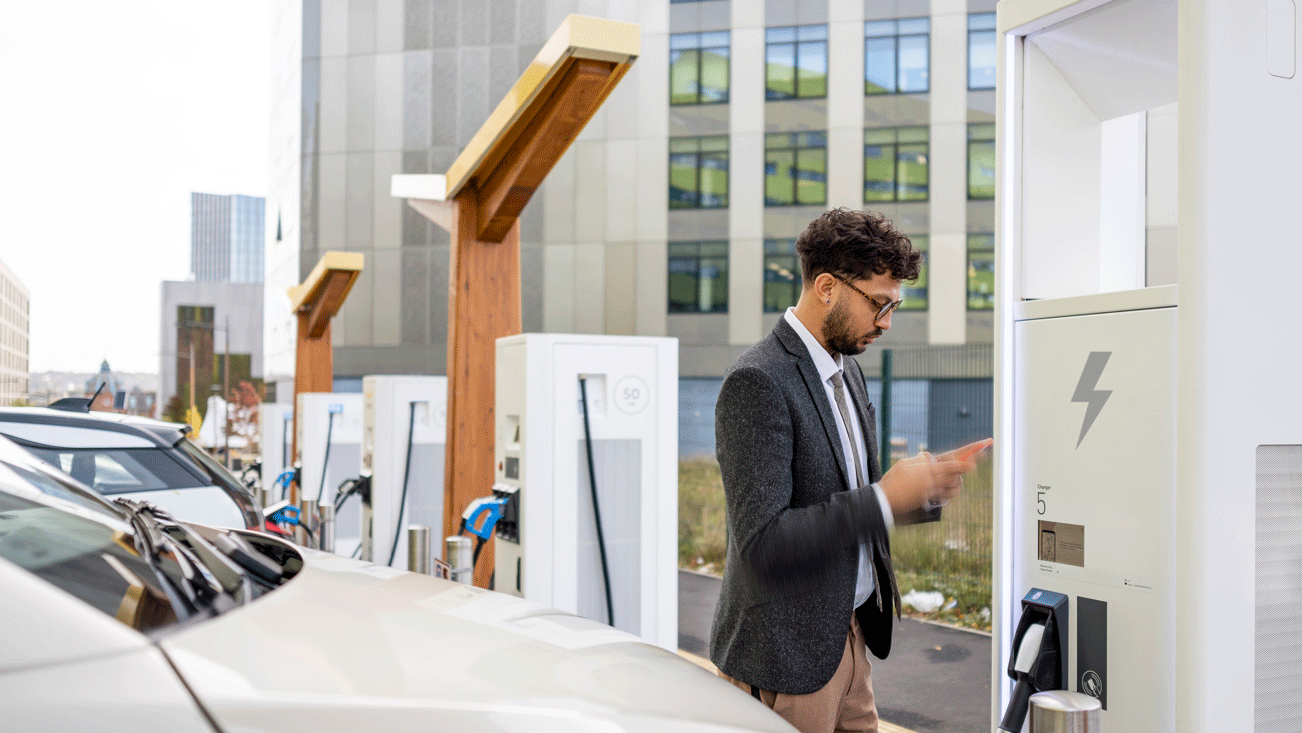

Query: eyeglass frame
[{"left": 831, "top": 274, "right": 903, "bottom": 322}]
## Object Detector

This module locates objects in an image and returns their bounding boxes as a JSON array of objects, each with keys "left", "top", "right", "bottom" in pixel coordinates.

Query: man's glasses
[{"left": 833, "top": 275, "right": 902, "bottom": 322}]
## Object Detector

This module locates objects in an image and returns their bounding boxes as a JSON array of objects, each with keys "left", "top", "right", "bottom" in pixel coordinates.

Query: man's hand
[{"left": 878, "top": 438, "right": 993, "bottom": 518}]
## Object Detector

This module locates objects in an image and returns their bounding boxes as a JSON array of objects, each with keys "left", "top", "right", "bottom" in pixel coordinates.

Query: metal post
[
  {"left": 880, "top": 348, "right": 893, "bottom": 469},
  {"left": 445, "top": 536, "right": 473, "bottom": 584},
  {"left": 298, "top": 499, "right": 319, "bottom": 549},
  {"left": 408, "top": 526, "right": 431, "bottom": 574},
  {"left": 1029, "top": 691, "right": 1101, "bottom": 733},
  {"left": 317, "top": 503, "right": 335, "bottom": 553}
]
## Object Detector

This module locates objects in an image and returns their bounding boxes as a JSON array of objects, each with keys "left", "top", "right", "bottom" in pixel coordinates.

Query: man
[{"left": 710, "top": 208, "right": 990, "bottom": 733}]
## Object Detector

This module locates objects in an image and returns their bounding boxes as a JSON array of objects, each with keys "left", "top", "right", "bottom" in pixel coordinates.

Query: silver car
[{"left": 0, "top": 436, "right": 794, "bottom": 733}]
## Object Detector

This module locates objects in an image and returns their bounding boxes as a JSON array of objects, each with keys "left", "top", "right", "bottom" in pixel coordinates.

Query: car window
[
  {"left": 0, "top": 470, "right": 183, "bottom": 633},
  {"left": 22, "top": 447, "right": 206, "bottom": 495}
]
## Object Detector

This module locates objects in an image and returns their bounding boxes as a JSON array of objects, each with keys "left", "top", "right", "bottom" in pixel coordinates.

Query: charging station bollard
[
  {"left": 298, "top": 500, "right": 319, "bottom": 549},
  {"left": 408, "top": 526, "right": 431, "bottom": 574},
  {"left": 1029, "top": 691, "right": 1100, "bottom": 733},
  {"left": 317, "top": 504, "right": 335, "bottom": 553},
  {"left": 445, "top": 536, "right": 472, "bottom": 584}
]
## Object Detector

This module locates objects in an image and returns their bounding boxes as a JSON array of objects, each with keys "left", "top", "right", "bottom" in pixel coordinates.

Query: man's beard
[{"left": 821, "top": 298, "right": 882, "bottom": 356}]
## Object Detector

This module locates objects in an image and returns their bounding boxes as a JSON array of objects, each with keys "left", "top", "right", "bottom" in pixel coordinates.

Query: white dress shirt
[{"left": 784, "top": 309, "right": 895, "bottom": 609}]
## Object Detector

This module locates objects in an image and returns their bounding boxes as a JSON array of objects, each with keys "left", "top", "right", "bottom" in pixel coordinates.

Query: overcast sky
[{"left": 0, "top": 1, "right": 269, "bottom": 374}]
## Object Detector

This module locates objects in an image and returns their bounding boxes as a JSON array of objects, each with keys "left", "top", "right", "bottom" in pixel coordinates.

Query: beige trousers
[{"left": 719, "top": 614, "right": 878, "bottom": 733}]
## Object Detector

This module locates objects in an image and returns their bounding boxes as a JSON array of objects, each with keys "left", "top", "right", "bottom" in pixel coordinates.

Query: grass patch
[
  {"left": 678, "top": 458, "right": 729, "bottom": 575},
  {"left": 677, "top": 458, "right": 993, "bottom": 632}
]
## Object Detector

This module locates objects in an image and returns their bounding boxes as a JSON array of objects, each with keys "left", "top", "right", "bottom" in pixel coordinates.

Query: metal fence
[
  {"left": 863, "top": 344, "right": 994, "bottom": 596},
  {"left": 677, "top": 343, "right": 994, "bottom": 598}
]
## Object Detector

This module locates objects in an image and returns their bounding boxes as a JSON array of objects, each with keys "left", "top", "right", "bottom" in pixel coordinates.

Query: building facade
[
  {"left": 266, "top": 0, "right": 996, "bottom": 399},
  {"left": 0, "top": 257, "right": 31, "bottom": 406},
  {"left": 192, "top": 192, "right": 267, "bottom": 285},
  {"left": 159, "top": 281, "right": 265, "bottom": 422}
]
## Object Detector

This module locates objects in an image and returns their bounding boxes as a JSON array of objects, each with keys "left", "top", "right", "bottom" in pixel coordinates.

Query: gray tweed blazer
[{"left": 708, "top": 317, "right": 938, "bottom": 695}]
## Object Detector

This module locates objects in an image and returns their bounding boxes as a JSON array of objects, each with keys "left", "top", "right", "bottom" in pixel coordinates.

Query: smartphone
[{"left": 956, "top": 440, "right": 992, "bottom": 462}]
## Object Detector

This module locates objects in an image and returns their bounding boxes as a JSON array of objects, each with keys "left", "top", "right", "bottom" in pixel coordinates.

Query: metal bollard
[
  {"left": 1029, "top": 691, "right": 1101, "bottom": 733},
  {"left": 296, "top": 500, "right": 319, "bottom": 549},
  {"left": 317, "top": 504, "right": 335, "bottom": 553},
  {"left": 445, "top": 536, "right": 473, "bottom": 584},
  {"left": 408, "top": 526, "right": 431, "bottom": 574}
]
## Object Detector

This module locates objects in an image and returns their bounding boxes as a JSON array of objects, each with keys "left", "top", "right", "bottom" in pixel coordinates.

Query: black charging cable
[
  {"left": 578, "top": 375, "right": 615, "bottom": 627},
  {"left": 316, "top": 411, "right": 336, "bottom": 503},
  {"left": 386, "top": 401, "right": 418, "bottom": 566}
]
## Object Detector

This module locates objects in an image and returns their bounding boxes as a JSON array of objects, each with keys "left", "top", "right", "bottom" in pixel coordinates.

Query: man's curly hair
[{"left": 795, "top": 208, "right": 922, "bottom": 284}]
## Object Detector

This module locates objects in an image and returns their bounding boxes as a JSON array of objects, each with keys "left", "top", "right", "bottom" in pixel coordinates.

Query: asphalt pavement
[{"left": 679, "top": 569, "right": 992, "bottom": 733}]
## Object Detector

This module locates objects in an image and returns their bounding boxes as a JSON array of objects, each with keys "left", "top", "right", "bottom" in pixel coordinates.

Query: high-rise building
[
  {"left": 192, "top": 192, "right": 266, "bottom": 284},
  {"left": 0, "top": 257, "right": 30, "bottom": 406},
  {"left": 160, "top": 192, "right": 267, "bottom": 420},
  {"left": 266, "top": 1, "right": 995, "bottom": 444}
]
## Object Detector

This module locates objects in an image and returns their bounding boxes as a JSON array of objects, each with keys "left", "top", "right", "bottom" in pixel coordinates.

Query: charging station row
[{"left": 260, "top": 334, "right": 678, "bottom": 651}]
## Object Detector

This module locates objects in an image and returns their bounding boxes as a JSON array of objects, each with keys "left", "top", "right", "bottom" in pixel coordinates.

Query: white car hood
[{"left": 161, "top": 551, "right": 793, "bottom": 733}]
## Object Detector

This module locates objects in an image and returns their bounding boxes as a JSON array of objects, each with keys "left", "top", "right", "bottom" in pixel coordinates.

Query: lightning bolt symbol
[{"left": 1072, "top": 351, "right": 1112, "bottom": 449}]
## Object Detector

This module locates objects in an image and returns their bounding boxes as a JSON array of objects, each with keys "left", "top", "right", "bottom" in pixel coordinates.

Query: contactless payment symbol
[{"left": 1081, "top": 670, "right": 1103, "bottom": 699}]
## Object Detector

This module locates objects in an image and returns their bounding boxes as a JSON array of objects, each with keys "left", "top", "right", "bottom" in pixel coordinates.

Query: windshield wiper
[{"left": 114, "top": 500, "right": 240, "bottom": 616}]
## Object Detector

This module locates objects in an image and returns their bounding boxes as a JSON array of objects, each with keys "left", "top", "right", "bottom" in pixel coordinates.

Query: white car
[
  {"left": 0, "top": 436, "right": 794, "bottom": 733},
  {"left": 0, "top": 406, "right": 260, "bottom": 529}
]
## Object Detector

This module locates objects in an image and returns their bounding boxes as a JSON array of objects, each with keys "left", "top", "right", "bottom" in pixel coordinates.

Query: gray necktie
[{"left": 829, "top": 370, "right": 864, "bottom": 489}]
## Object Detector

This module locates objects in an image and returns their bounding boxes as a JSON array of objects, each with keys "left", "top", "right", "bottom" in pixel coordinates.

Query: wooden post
[
  {"left": 288, "top": 252, "right": 364, "bottom": 505},
  {"left": 392, "top": 14, "right": 639, "bottom": 589},
  {"left": 443, "top": 187, "right": 521, "bottom": 586}
]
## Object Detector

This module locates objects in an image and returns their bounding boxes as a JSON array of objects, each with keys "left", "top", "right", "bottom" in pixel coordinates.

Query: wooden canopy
[{"left": 392, "top": 14, "right": 638, "bottom": 586}]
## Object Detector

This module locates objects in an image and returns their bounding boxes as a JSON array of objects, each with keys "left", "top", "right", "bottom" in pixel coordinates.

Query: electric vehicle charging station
[
  {"left": 296, "top": 392, "right": 363, "bottom": 557},
  {"left": 493, "top": 333, "right": 678, "bottom": 650},
  {"left": 360, "top": 375, "right": 447, "bottom": 568},
  {"left": 258, "top": 402, "right": 293, "bottom": 500},
  {"left": 995, "top": 0, "right": 1302, "bottom": 731}
]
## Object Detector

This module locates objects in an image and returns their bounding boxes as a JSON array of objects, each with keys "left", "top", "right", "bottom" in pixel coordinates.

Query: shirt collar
[{"left": 783, "top": 308, "right": 843, "bottom": 383}]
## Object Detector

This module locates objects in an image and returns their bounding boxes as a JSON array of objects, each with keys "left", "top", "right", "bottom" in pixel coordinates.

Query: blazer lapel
[{"left": 774, "top": 319, "right": 851, "bottom": 491}]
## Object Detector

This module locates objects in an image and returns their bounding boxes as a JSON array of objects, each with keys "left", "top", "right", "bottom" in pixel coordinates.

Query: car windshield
[
  {"left": 174, "top": 438, "right": 247, "bottom": 495},
  {"left": 0, "top": 461, "right": 187, "bottom": 633},
  {"left": 19, "top": 445, "right": 206, "bottom": 495}
]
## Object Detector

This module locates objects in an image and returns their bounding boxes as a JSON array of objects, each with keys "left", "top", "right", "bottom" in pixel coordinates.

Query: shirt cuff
[{"left": 870, "top": 482, "right": 895, "bottom": 531}]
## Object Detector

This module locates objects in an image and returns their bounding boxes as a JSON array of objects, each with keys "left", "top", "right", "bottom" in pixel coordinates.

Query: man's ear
[{"left": 812, "top": 272, "right": 837, "bottom": 302}]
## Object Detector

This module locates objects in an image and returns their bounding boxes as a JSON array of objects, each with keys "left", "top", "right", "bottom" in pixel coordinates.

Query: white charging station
[
  {"left": 996, "top": 1, "right": 1302, "bottom": 731},
  {"left": 360, "top": 375, "right": 447, "bottom": 568},
  {"left": 258, "top": 402, "right": 294, "bottom": 501},
  {"left": 296, "top": 392, "right": 363, "bottom": 557},
  {"left": 493, "top": 333, "right": 678, "bottom": 650}
]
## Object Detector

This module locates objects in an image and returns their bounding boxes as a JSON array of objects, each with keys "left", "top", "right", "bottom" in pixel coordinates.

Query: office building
[
  {"left": 0, "top": 257, "right": 30, "bottom": 406},
  {"left": 192, "top": 192, "right": 267, "bottom": 284},
  {"left": 266, "top": 0, "right": 995, "bottom": 446}
]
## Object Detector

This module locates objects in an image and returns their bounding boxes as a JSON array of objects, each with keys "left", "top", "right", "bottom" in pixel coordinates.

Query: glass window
[
  {"left": 864, "top": 127, "right": 930, "bottom": 203},
  {"left": 765, "top": 132, "right": 828, "bottom": 207},
  {"left": 670, "top": 32, "right": 731, "bottom": 105},
  {"left": 766, "top": 25, "right": 829, "bottom": 99},
  {"left": 968, "top": 123, "right": 996, "bottom": 199},
  {"left": 865, "top": 18, "right": 930, "bottom": 95},
  {"left": 668, "top": 242, "right": 729, "bottom": 313},
  {"left": 968, "top": 233, "right": 995, "bottom": 309},
  {"left": 669, "top": 136, "right": 730, "bottom": 209},
  {"left": 900, "top": 235, "right": 928, "bottom": 311},
  {"left": 20, "top": 446, "right": 205, "bottom": 495},
  {"left": 763, "top": 239, "right": 801, "bottom": 312},
  {"left": 968, "top": 13, "right": 997, "bottom": 90}
]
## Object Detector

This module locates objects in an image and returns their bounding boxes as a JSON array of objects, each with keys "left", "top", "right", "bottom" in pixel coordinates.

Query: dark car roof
[{"left": 0, "top": 408, "right": 187, "bottom": 448}]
